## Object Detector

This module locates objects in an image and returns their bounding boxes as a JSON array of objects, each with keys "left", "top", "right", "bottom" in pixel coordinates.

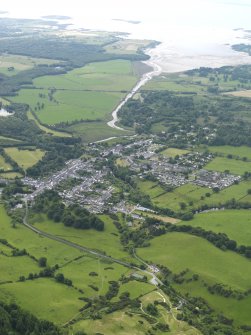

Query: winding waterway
[{"left": 107, "top": 54, "right": 162, "bottom": 130}]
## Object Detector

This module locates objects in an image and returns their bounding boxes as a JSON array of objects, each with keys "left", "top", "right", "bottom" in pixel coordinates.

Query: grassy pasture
[
  {"left": 33, "top": 215, "right": 133, "bottom": 263},
  {"left": 208, "top": 145, "right": 251, "bottom": 160},
  {"left": 0, "top": 278, "right": 83, "bottom": 324},
  {"left": 0, "top": 155, "right": 12, "bottom": 171},
  {"left": 12, "top": 60, "right": 138, "bottom": 125},
  {"left": 60, "top": 257, "right": 129, "bottom": 297},
  {"left": 161, "top": 147, "right": 190, "bottom": 157},
  {"left": 27, "top": 111, "right": 72, "bottom": 137},
  {"left": 0, "top": 206, "right": 83, "bottom": 265},
  {"left": 186, "top": 210, "right": 251, "bottom": 245},
  {"left": 0, "top": 254, "right": 39, "bottom": 283},
  {"left": 66, "top": 121, "right": 127, "bottom": 143},
  {"left": 0, "top": 54, "right": 57, "bottom": 76},
  {"left": 105, "top": 39, "right": 152, "bottom": 55},
  {"left": 0, "top": 172, "right": 23, "bottom": 179},
  {"left": 205, "top": 156, "right": 251, "bottom": 175},
  {"left": 138, "top": 232, "right": 251, "bottom": 290},
  {"left": 138, "top": 232, "right": 251, "bottom": 325},
  {"left": 4, "top": 147, "right": 45, "bottom": 169},
  {"left": 0, "top": 135, "right": 22, "bottom": 145}
]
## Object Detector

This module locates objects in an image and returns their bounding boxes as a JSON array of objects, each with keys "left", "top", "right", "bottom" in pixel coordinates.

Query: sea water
[{"left": 2, "top": 0, "right": 251, "bottom": 71}]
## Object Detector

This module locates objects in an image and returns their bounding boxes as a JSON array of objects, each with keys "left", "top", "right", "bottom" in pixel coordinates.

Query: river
[{"left": 107, "top": 53, "right": 162, "bottom": 130}]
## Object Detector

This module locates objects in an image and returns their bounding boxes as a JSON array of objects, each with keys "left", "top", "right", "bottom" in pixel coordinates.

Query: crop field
[
  {"left": 186, "top": 210, "right": 251, "bottom": 245},
  {"left": 27, "top": 111, "right": 72, "bottom": 137},
  {"left": 66, "top": 121, "right": 127, "bottom": 143},
  {"left": 205, "top": 156, "right": 251, "bottom": 175},
  {"left": 208, "top": 145, "right": 251, "bottom": 160},
  {"left": 0, "top": 54, "right": 57, "bottom": 76},
  {"left": 0, "top": 155, "right": 12, "bottom": 171},
  {"left": 4, "top": 147, "right": 45, "bottom": 169},
  {"left": 161, "top": 147, "right": 190, "bottom": 157},
  {"left": 226, "top": 89, "right": 251, "bottom": 98},
  {"left": 138, "top": 232, "right": 251, "bottom": 326}
]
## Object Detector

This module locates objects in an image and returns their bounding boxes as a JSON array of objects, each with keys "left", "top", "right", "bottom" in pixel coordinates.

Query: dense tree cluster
[
  {"left": 33, "top": 190, "right": 104, "bottom": 231},
  {"left": 0, "top": 302, "right": 62, "bottom": 335}
]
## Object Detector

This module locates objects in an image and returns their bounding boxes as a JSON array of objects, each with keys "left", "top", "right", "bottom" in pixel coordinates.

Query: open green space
[
  {"left": 4, "top": 147, "right": 45, "bottom": 169},
  {"left": 0, "top": 254, "right": 39, "bottom": 283},
  {"left": 11, "top": 60, "right": 138, "bottom": 125},
  {"left": 0, "top": 54, "right": 57, "bottom": 76},
  {"left": 161, "top": 147, "right": 190, "bottom": 157},
  {"left": 27, "top": 111, "right": 72, "bottom": 137},
  {"left": 208, "top": 145, "right": 251, "bottom": 160},
  {"left": 138, "top": 232, "right": 251, "bottom": 326},
  {"left": 138, "top": 232, "right": 251, "bottom": 290},
  {"left": 0, "top": 172, "right": 23, "bottom": 179},
  {"left": 186, "top": 210, "right": 251, "bottom": 245},
  {"left": 0, "top": 135, "right": 22, "bottom": 145},
  {"left": 205, "top": 156, "right": 251, "bottom": 175},
  {"left": 67, "top": 121, "right": 127, "bottom": 143},
  {"left": 12, "top": 88, "right": 124, "bottom": 125},
  {"left": 0, "top": 155, "right": 12, "bottom": 171},
  {"left": 60, "top": 257, "right": 129, "bottom": 297},
  {"left": 0, "top": 278, "right": 83, "bottom": 324},
  {"left": 33, "top": 215, "right": 134, "bottom": 263},
  {"left": 0, "top": 206, "right": 83, "bottom": 265}
]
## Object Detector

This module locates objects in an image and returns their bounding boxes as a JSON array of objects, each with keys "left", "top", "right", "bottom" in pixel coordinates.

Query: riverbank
[{"left": 107, "top": 51, "right": 162, "bottom": 130}]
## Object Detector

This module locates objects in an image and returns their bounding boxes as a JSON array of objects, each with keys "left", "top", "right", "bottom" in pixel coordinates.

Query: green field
[
  {"left": 0, "top": 155, "right": 12, "bottom": 171},
  {"left": 0, "top": 135, "right": 22, "bottom": 146},
  {"left": 186, "top": 210, "right": 251, "bottom": 245},
  {"left": 208, "top": 145, "right": 251, "bottom": 160},
  {"left": 27, "top": 111, "right": 72, "bottom": 137},
  {"left": 0, "top": 54, "right": 57, "bottom": 76},
  {"left": 0, "top": 279, "right": 83, "bottom": 324},
  {"left": 11, "top": 60, "right": 138, "bottom": 125},
  {"left": 138, "top": 232, "right": 251, "bottom": 326},
  {"left": 33, "top": 215, "right": 133, "bottom": 263},
  {"left": 66, "top": 121, "right": 128, "bottom": 143},
  {"left": 161, "top": 147, "right": 190, "bottom": 157},
  {"left": 0, "top": 172, "right": 23, "bottom": 179},
  {"left": 4, "top": 147, "right": 45, "bottom": 169},
  {"left": 205, "top": 156, "right": 251, "bottom": 175}
]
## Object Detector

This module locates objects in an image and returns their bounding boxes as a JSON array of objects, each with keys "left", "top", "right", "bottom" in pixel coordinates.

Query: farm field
[
  {"left": 208, "top": 145, "right": 251, "bottom": 160},
  {"left": 60, "top": 257, "right": 130, "bottom": 297},
  {"left": 0, "top": 206, "right": 83, "bottom": 265},
  {"left": 205, "top": 156, "right": 251, "bottom": 175},
  {"left": 27, "top": 111, "right": 72, "bottom": 137},
  {"left": 160, "top": 147, "right": 190, "bottom": 157},
  {"left": 186, "top": 210, "right": 251, "bottom": 245},
  {"left": 66, "top": 121, "right": 128, "bottom": 143},
  {"left": 10, "top": 59, "right": 138, "bottom": 125},
  {"left": 138, "top": 232, "right": 251, "bottom": 326},
  {"left": 4, "top": 147, "right": 45, "bottom": 169},
  {"left": 0, "top": 172, "right": 23, "bottom": 179},
  {"left": 0, "top": 155, "right": 12, "bottom": 171},
  {"left": 33, "top": 215, "right": 134, "bottom": 263},
  {"left": 0, "top": 278, "right": 83, "bottom": 324},
  {"left": 138, "top": 178, "right": 251, "bottom": 211},
  {"left": 0, "top": 54, "right": 57, "bottom": 76}
]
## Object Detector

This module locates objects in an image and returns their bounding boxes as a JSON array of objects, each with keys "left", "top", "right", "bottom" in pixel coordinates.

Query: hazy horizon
[{"left": 2, "top": 0, "right": 251, "bottom": 71}]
